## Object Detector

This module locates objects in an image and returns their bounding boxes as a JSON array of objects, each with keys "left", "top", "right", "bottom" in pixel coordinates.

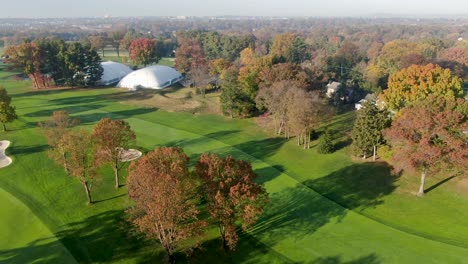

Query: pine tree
[
  {"left": 0, "top": 88, "right": 18, "bottom": 131},
  {"left": 352, "top": 100, "right": 391, "bottom": 160},
  {"left": 318, "top": 129, "right": 335, "bottom": 154}
]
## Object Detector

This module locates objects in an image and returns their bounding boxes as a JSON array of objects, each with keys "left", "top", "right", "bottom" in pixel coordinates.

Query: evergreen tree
[
  {"left": 318, "top": 129, "right": 335, "bottom": 154},
  {"left": 352, "top": 100, "right": 391, "bottom": 160},
  {"left": 0, "top": 88, "right": 18, "bottom": 131},
  {"left": 220, "top": 69, "right": 242, "bottom": 118}
]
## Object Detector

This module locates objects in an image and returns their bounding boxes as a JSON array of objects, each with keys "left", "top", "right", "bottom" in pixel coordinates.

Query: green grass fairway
[
  {"left": 1, "top": 67, "right": 468, "bottom": 263},
  {"left": 0, "top": 189, "right": 76, "bottom": 263}
]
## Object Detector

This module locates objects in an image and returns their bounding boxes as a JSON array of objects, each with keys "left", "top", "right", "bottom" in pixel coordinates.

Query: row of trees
[
  {"left": 127, "top": 147, "right": 268, "bottom": 262},
  {"left": 351, "top": 63, "right": 467, "bottom": 196},
  {"left": 41, "top": 113, "right": 136, "bottom": 203},
  {"left": 5, "top": 39, "right": 103, "bottom": 88}
]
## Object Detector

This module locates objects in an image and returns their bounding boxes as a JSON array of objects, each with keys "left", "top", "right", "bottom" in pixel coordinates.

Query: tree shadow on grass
[
  {"left": 24, "top": 104, "right": 106, "bottom": 118},
  {"left": 186, "top": 231, "right": 297, "bottom": 264},
  {"left": 303, "top": 162, "right": 399, "bottom": 210},
  {"left": 308, "top": 253, "right": 380, "bottom": 264},
  {"left": 163, "top": 130, "right": 241, "bottom": 150},
  {"left": 250, "top": 163, "right": 398, "bottom": 243},
  {"left": 10, "top": 88, "right": 72, "bottom": 99},
  {"left": 8, "top": 144, "right": 48, "bottom": 156},
  {"left": 425, "top": 175, "right": 457, "bottom": 194},
  {"left": 230, "top": 137, "right": 288, "bottom": 161},
  {"left": 75, "top": 107, "right": 157, "bottom": 125},
  {"left": 0, "top": 210, "right": 160, "bottom": 264}
]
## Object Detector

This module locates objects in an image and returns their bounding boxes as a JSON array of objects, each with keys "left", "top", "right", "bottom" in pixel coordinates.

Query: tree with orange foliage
[
  {"left": 380, "top": 64, "right": 463, "bottom": 112},
  {"left": 127, "top": 147, "right": 206, "bottom": 263},
  {"left": 39, "top": 111, "right": 79, "bottom": 174},
  {"left": 39, "top": 110, "right": 79, "bottom": 148},
  {"left": 383, "top": 96, "right": 467, "bottom": 196},
  {"left": 196, "top": 154, "right": 268, "bottom": 250},
  {"left": 57, "top": 130, "right": 97, "bottom": 204},
  {"left": 92, "top": 118, "right": 136, "bottom": 188}
]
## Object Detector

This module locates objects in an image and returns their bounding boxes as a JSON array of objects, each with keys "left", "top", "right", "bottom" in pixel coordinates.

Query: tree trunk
[
  {"left": 2, "top": 123, "right": 6, "bottom": 132},
  {"left": 102, "top": 48, "right": 105, "bottom": 57},
  {"left": 116, "top": 47, "right": 120, "bottom": 57},
  {"left": 83, "top": 181, "right": 92, "bottom": 204},
  {"left": 363, "top": 154, "right": 366, "bottom": 159},
  {"left": 114, "top": 165, "right": 120, "bottom": 188},
  {"left": 164, "top": 247, "right": 175, "bottom": 264},
  {"left": 418, "top": 167, "right": 427, "bottom": 196},
  {"left": 219, "top": 224, "right": 228, "bottom": 251},
  {"left": 373, "top": 145, "right": 377, "bottom": 161}
]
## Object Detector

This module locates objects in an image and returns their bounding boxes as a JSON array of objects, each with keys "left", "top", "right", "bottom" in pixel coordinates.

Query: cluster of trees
[
  {"left": 0, "top": 88, "right": 18, "bottom": 131},
  {"left": 127, "top": 148, "right": 268, "bottom": 261},
  {"left": 5, "top": 39, "right": 103, "bottom": 88},
  {"left": 40, "top": 113, "right": 136, "bottom": 203},
  {"left": 351, "top": 64, "right": 467, "bottom": 196},
  {"left": 40, "top": 112, "right": 269, "bottom": 261}
]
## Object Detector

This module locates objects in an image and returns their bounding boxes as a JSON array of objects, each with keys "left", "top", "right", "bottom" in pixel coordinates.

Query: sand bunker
[
  {"left": 120, "top": 148, "right": 142, "bottom": 162},
  {"left": 0, "top": 140, "right": 12, "bottom": 168}
]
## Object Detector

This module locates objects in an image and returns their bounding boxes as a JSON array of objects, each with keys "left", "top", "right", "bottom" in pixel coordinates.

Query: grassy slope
[{"left": 1, "top": 69, "right": 468, "bottom": 262}]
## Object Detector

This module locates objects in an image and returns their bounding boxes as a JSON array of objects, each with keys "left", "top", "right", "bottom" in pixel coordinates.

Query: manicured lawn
[{"left": 1, "top": 67, "right": 468, "bottom": 263}]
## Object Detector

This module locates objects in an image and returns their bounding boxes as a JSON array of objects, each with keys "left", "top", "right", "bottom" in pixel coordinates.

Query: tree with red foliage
[
  {"left": 127, "top": 147, "right": 205, "bottom": 263},
  {"left": 4, "top": 42, "right": 43, "bottom": 89},
  {"left": 92, "top": 118, "right": 136, "bottom": 188},
  {"left": 196, "top": 153, "right": 268, "bottom": 250},
  {"left": 383, "top": 96, "right": 467, "bottom": 196},
  {"left": 175, "top": 38, "right": 206, "bottom": 74},
  {"left": 129, "top": 38, "right": 160, "bottom": 67}
]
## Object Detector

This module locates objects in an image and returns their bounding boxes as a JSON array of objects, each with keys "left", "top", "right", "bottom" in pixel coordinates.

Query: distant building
[
  {"left": 326, "top": 81, "right": 341, "bottom": 98},
  {"left": 118, "top": 65, "right": 183, "bottom": 90},
  {"left": 97, "top": 61, "right": 133, "bottom": 86}
]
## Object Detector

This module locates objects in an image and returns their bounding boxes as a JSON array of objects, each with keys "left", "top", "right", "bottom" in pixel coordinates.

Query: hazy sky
[{"left": 1, "top": 0, "right": 467, "bottom": 18}]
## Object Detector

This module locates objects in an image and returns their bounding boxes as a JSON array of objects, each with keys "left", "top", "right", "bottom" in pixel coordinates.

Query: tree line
[{"left": 5, "top": 39, "right": 103, "bottom": 88}]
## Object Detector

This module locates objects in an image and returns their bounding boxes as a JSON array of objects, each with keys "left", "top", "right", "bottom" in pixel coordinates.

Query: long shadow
[
  {"left": 230, "top": 137, "right": 289, "bottom": 161},
  {"left": 250, "top": 163, "right": 398, "bottom": 243},
  {"left": 47, "top": 90, "right": 156, "bottom": 106},
  {"left": 94, "top": 193, "right": 127, "bottom": 204},
  {"left": 10, "top": 88, "right": 72, "bottom": 98},
  {"left": 163, "top": 130, "right": 241, "bottom": 150},
  {"left": 303, "top": 162, "right": 399, "bottom": 210},
  {"left": 186, "top": 230, "right": 297, "bottom": 264},
  {"left": 8, "top": 145, "right": 48, "bottom": 156},
  {"left": 308, "top": 253, "right": 380, "bottom": 264},
  {"left": 425, "top": 175, "right": 457, "bottom": 194},
  {"left": 75, "top": 107, "right": 157, "bottom": 125},
  {"left": 0, "top": 210, "right": 161, "bottom": 264},
  {"left": 24, "top": 104, "right": 106, "bottom": 118}
]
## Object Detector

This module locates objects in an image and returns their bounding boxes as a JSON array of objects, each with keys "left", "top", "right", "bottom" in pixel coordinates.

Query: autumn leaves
[
  {"left": 40, "top": 111, "right": 268, "bottom": 261},
  {"left": 127, "top": 148, "right": 268, "bottom": 261}
]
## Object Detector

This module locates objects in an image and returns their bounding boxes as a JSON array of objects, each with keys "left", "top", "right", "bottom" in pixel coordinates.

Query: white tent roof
[
  {"left": 117, "top": 65, "right": 183, "bottom": 90},
  {"left": 97, "top": 61, "right": 133, "bottom": 86}
]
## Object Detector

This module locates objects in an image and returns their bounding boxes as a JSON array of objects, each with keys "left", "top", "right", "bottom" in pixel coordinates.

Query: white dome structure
[
  {"left": 117, "top": 65, "right": 183, "bottom": 90},
  {"left": 97, "top": 61, "right": 133, "bottom": 86}
]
